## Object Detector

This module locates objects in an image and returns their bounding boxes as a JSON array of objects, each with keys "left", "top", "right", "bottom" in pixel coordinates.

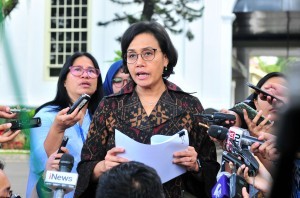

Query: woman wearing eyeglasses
[
  {"left": 26, "top": 52, "right": 104, "bottom": 198},
  {"left": 103, "top": 60, "right": 131, "bottom": 96},
  {"left": 75, "top": 21, "right": 220, "bottom": 198}
]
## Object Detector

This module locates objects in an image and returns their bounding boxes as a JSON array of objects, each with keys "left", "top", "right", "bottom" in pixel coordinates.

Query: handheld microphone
[
  {"left": 195, "top": 112, "right": 236, "bottom": 127},
  {"left": 208, "top": 125, "right": 260, "bottom": 176},
  {"left": 201, "top": 112, "right": 236, "bottom": 121},
  {"left": 222, "top": 151, "right": 257, "bottom": 177},
  {"left": 44, "top": 153, "right": 78, "bottom": 198},
  {"left": 207, "top": 125, "right": 264, "bottom": 148}
]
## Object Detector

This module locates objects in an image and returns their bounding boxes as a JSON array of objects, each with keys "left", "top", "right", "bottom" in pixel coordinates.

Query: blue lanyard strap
[{"left": 76, "top": 123, "right": 85, "bottom": 143}]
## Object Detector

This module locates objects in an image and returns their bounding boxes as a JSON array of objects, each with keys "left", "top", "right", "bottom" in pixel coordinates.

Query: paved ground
[{"left": 0, "top": 146, "right": 222, "bottom": 198}]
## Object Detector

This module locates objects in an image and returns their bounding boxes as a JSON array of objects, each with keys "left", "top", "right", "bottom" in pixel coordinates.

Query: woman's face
[
  {"left": 112, "top": 68, "right": 131, "bottom": 94},
  {"left": 64, "top": 56, "right": 98, "bottom": 102},
  {"left": 126, "top": 33, "right": 169, "bottom": 89},
  {"left": 254, "top": 76, "right": 286, "bottom": 121}
]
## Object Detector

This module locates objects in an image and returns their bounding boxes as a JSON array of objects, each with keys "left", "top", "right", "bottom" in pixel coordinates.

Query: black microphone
[
  {"left": 195, "top": 112, "right": 236, "bottom": 127},
  {"left": 208, "top": 125, "right": 264, "bottom": 147},
  {"left": 55, "top": 153, "right": 74, "bottom": 198},
  {"left": 199, "top": 112, "right": 236, "bottom": 121}
]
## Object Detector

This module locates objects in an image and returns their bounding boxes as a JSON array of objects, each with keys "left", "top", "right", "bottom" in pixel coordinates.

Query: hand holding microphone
[
  {"left": 207, "top": 125, "right": 265, "bottom": 150},
  {"left": 195, "top": 112, "right": 236, "bottom": 127},
  {"left": 250, "top": 132, "right": 279, "bottom": 162},
  {"left": 208, "top": 125, "right": 260, "bottom": 176},
  {"left": 44, "top": 153, "right": 78, "bottom": 198}
]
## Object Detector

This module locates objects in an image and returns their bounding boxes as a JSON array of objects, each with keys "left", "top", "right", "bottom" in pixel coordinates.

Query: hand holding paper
[{"left": 115, "top": 129, "right": 189, "bottom": 183}]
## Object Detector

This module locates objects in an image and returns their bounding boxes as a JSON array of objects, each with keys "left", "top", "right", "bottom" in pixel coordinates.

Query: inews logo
[
  {"left": 45, "top": 171, "right": 78, "bottom": 186},
  {"left": 47, "top": 172, "right": 73, "bottom": 182}
]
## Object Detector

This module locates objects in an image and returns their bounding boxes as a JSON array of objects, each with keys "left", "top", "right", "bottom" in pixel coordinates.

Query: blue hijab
[{"left": 103, "top": 60, "right": 123, "bottom": 96}]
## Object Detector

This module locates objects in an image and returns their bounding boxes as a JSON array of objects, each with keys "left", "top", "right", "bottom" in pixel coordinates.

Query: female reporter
[
  {"left": 27, "top": 52, "right": 104, "bottom": 198},
  {"left": 103, "top": 60, "right": 131, "bottom": 96}
]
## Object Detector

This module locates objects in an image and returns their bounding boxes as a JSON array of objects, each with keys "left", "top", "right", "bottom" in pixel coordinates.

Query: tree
[
  {"left": 98, "top": 0, "right": 204, "bottom": 41},
  {"left": 0, "top": 0, "right": 18, "bottom": 22}
]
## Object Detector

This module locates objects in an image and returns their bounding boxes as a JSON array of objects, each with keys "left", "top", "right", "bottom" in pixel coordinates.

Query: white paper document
[{"left": 115, "top": 129, "right": 189, "bottom": 183}]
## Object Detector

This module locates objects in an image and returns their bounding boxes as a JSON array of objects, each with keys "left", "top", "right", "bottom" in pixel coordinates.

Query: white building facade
[{"left": 0, "top": 0, "right": 237, "bottom": 110}]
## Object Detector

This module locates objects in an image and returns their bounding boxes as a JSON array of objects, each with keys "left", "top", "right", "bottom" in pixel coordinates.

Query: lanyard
[{"left": 76, "top": 123, "right": 85, "bottom": 143}]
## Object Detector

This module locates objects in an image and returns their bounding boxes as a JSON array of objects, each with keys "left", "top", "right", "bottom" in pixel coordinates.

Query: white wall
[{"left": 0, "top": 0, "right": 236, "bottom": 110}]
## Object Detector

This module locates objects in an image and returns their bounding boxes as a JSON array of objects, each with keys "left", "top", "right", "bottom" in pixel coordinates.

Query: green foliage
[
  {"left": 257, "top": 56, "right": 297, "bottom": 73},
  {"left": 1, "top": 0, "right": 18, "bottom": 21},
  {"left": 98, "top": 0, "right": 204, "bottom": 41}
]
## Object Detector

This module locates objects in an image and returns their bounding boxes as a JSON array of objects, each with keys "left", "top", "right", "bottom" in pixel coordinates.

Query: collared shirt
[
  {"left": 75, "top": 80, "right": 220, "bottom": 198},
  {"left": 26, "top": 105, "right": 91, "bottom": 198}
]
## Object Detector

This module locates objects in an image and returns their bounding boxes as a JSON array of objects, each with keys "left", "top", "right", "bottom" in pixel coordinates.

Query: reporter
[
  {"left": 0, "top": 160, "right": 11, "bottom": 198},
  {"left": 96, "top": 161, "right": 164, "bottom": 198},
  {"left": 27, "top": 52, "right": 104, "bottom": 198},
  {"left": 103, "top": 60, "right": 131, "bottom": 96}
]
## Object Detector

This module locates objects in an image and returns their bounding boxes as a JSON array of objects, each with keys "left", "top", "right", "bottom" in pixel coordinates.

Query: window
[{"left": 46, "top": 0, "right": 89, "bottom": 78}]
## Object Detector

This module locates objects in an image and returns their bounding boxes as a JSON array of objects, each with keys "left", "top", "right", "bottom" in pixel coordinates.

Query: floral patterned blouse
[{"left": 75, "top": 80, "right": 220, "bottom": 198}]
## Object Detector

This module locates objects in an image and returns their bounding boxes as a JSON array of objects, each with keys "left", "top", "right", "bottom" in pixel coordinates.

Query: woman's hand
[
  {"left": 251, "top": 132, "right": 279, "bottom": 162},
  {"left": 93, "top": 147, "right": 129, "bottom": 181},
  {"left": 52, "top": 107, "right": 81, "bottom": 132},
  {"left": 173, "top": 146, "right": 199, "bottom": 172},
  {"left": 0, "top": 123, "right": 21, "bottom": 143},
  {"left": 0, "top": 105, "right": 17, "bottom": 119},
  {"left": 243, "top": 109, "right": 273, "bottom": 136},
  {"left": 46, "top": 147, "right": 69, "bottom": 171},
  {"left": 219, "top": 109, "right": 239, "bottom": 127},
  {"left": 237, "top": 157, "right": 272, "bottom": 195}
]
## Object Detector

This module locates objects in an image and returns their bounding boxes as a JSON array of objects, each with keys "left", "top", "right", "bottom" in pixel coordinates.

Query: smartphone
[
  {"left": 233, "top": 102, "right": 272, "bottom": 125},
  {"left": 246, "top": 82, "right": 284, "bottom": 104},
  {"left": 57, "top": 136, "right": 69, "bottom": 154},
  {"left": 10, "top": 117, "right": 42, "bottom": 130},
  {"left": 67, "top": 94, "right": 91, "bottom": 114},
  {"left": 10, "top": 109, "right": 31, "bottom": 114}
]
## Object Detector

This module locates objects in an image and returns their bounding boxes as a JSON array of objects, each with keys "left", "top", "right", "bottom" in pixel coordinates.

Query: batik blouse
[{"left": 75, "top": 80, "right": 220, "bottom": 198}]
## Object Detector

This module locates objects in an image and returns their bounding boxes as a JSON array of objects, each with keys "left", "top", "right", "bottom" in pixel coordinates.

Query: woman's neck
[{"left": 135, "top": 81, "right": 166, "bottom": 97}]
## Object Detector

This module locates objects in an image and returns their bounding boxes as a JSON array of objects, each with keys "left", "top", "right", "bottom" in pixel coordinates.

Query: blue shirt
[{"left": 26, "top": 105, "right": 91, "bottom": 198}]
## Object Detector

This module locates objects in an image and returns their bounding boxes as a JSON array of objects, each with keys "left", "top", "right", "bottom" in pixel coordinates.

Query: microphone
[
  {"left": 195, "top": 112, "right": 236, "bottom": 126},
  {"left": 44, "top": 153, "right": 78, "bottom": 198},
  {"left": 211, "top": 172, "right": 230, "bottom": 198},
  {"left": 207, "top": 125, "right": 264, "bottom": 148},
  {"left": 209, "top": 125, "right": 260, "bottom": 176},
  {"left": 199, "top": 112, "right": 236, "bottom": 121}
]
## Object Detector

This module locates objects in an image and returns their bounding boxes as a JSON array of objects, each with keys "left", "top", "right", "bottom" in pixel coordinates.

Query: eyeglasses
[
  {"left": 69, "top": 66, "right": 100, "bottom": 79},
  {"left": 125, "top": 48, "right": 158, "bottom": 64},
  {"left": 112, "top": 77, "right": 132, "bottom": 88}
]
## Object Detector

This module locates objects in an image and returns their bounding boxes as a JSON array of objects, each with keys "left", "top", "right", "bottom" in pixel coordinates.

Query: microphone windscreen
[
  {"left": 59, "top": 153, "right": 74, "bottom": 172},
  {"left": 207, "top": 125, "right": 228, "bottom": 141},
  {"left": 211, "top": 174, "right": 230, "bottom": 198}
]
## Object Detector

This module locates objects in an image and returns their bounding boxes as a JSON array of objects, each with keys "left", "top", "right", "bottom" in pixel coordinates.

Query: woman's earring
[{"left": 163, "top": 67, "right": 167, "bottom": 74}]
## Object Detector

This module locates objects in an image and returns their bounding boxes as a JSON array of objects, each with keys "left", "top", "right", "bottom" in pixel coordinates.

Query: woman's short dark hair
[
  {"left": 36, "top": 52, "right": 104, "bottom": 115},
  {"left": 253, "top": 72, "right": 286, "bottom": 100},
  {"left": 121, "top": 21, "right": 178, "bottom": 78}
]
